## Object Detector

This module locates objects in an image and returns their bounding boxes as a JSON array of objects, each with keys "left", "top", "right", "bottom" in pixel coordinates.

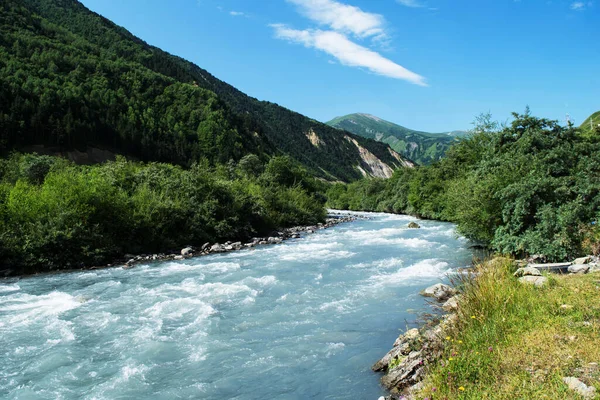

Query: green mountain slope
[
  {"left": 327, "top": 113, "right": 466, "bottom": 165},
  {"left": 0, "top": 0, "right": 408, "bottom": 181},
  {"left": 580, "top": 111, "right": 600, "bottom": 135}
]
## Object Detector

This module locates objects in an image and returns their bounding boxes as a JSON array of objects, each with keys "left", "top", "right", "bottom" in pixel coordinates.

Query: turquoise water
[{"left": 0, "top": 212, "right": 473, "bottom": 400}]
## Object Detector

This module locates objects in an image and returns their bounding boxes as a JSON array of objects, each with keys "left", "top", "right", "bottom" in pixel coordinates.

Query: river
[{"left": 0, "top": 211, "right": 473, "bottom": 399}]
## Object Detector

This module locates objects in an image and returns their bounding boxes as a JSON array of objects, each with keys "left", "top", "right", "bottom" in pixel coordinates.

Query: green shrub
[{"left": 0, "top": 153, "right": 326, "bottom": 274}]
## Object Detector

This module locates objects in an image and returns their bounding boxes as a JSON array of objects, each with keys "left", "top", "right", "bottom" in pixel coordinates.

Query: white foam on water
[
  {"left": 75, "top": 272, "right": 98, "bottom": 279},
  {"left": 264, "top": 241, "right": 354, "bottom": 262},
  {"left": 121, "top": 363, "right": 149, "bottom": 382},
  {"left": 241, "top": 296, "right": 256, "bottom": 305},
  {"left": 199, "top": 262, "right": 241, "bottom": 274},
  {"left": 146, "top": 297, "right": 213, "bottom": 320},
  {"left": 76, "top": 311, "right": 119, "bottom": 332},
  {"left": 197, "top": 282, "right": 258, "bottom": 301},
  {"left": 348, "top": 257, "right": 404, "bottom": 270},
  {"left": 369, "top": 259, "right": 450, "bottom": 287},
  {"left": 159, "top": 261, "right": 241, "bottom": 277},
  {"left": 242, "top": 275, "right": 277, "bottom": 287},
  {"left": 363, "top": 237, "right": 435, "bottom": 248},
  {"left": 0, "top": 291, "right": 81, "bottom": 327},
  {"left": 280, "top": 248, "right": 355, "bottom": 262},
  {"left": 319, "top": 298, "right": 353, "bottom": 313},
  {"left": 0, "top": 284, "right": 20, "bottom": 293},
  {"left": 189, "top": 346, "right": 208, "bottom": 362},
  {"left": 276, "top": 293, "right": 289, "bottom": 302},
  {"left": 157, "top": 262, "right": 201, "bottom": 275},
  {"left": 325, "top": 342, "right": 345, "bottom": 357}
]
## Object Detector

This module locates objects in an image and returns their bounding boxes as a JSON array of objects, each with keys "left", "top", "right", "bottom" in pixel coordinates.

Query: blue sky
[{"left": 81, "top": 0, "right": 598, "bottom": 132}]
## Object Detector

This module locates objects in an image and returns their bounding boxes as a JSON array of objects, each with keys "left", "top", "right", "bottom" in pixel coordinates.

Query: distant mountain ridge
[
  {"left": 580, "top": 111, "right": 600, "bottom": 134},
  {"left": 0, "top": 0, "right": 412, "bottom": 181},
  {"left": 327, "top": 113, "right": 467, "bottom": 165}
]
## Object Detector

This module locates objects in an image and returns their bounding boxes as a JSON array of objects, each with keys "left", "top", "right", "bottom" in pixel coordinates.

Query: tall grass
[{"left": 418, "top": 258, "right": 600, "bottom": 399}]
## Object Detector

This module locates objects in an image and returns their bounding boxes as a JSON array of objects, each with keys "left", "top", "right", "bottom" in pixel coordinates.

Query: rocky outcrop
[
  {"left": 112, "top": 213, "right": 363, "bottom": 270},
  {"left": 442, "top": 295, "right": 461, "bottom": 312},
  {"left": 513, "top": 267, "right": 542, "bottom": 277},
  {"left": 518, "top": 275, "right": 548, "bottom": 287},
  {"left": 407, "top": 222, "right": 420, "bottom": 229},
  {"left": 373, "top": 313, "right": 458, "bottom": 397},
  {"left": 420, "top": 283, "right": 456, "bottom": 302},
  {"left": 563, "top": 377, "right": 596, "bottom": 399},
  {"left": 306, "top": 128, "right": 324, "bottom": 148},
  {"left": 574, "top": 256, "right": 593, "bottom": 265},
  {"left": 568, "top": 264, "right": 590, "bottom": 274},
  {"left": 344, "top": 135, "right": 395, "bottom": 178}
]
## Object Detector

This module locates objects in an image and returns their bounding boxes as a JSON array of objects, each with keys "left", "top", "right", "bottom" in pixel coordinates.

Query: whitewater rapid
[{"left": 0, "top": 212, "right": 473, "bottom": 399}]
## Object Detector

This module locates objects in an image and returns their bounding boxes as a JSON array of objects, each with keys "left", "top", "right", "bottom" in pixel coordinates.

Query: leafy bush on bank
[
  {"left": 327, "top": 111, "right": 600, "bottom": 260},
  {"left": 0, "top": 154, "right": 326, "bottom": 274}
]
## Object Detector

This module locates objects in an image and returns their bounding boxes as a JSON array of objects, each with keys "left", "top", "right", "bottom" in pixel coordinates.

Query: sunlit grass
[{"left": 418, "top": 258, "right": 600, "bottom": 399}]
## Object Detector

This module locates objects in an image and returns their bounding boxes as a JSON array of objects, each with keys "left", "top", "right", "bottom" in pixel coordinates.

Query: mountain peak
[{"left": 326, "top": 113, "right": 466, "bottom": 165}]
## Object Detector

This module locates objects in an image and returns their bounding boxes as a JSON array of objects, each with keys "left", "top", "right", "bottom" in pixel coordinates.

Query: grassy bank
[{"left": 417, "top": 258, "right": 599, "bottom": 399}]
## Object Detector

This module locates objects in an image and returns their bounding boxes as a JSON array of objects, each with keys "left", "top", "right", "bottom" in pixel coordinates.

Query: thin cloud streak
[
  {"left": 396, "top": 0, "right": 425, "bottom": 7},
  {"left": 271, "top": 24, "right": 427, "bottom": 86},
  {"left": 286, "top": 0, "right": 387, "bottom": 40}
]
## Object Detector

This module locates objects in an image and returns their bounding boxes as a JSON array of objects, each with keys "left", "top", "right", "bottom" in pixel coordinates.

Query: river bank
[
  {"left": 1, "top": 211, "right": 363, "bottom": 279},
  {"left": 374, "top": 256, "right": 600, "bottom": 399}
]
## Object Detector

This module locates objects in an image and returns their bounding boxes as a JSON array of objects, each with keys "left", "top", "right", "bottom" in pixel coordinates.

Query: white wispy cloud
[
  {"left": 396, "top": 0, "right": 425, "bottom": 7},
  {"left": 570, "top": 1, "right": 593, "bottom": 10},
  {"left": 286, "top": 0, "right": 387, "bottom": 40},
  {"left": 229, "top": 11, "right": 246, "bottom": 17},
  {"left": 271, "top": 24, "right": 427, "bottom": 86}
]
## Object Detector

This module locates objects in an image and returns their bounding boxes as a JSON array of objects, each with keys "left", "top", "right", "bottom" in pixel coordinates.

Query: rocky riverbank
[
  {"left": 101, "top": 212, "right": 363, "bottom": 271},
  {"left": 374, "top": 255, "right": 600, "bottom": 400}
]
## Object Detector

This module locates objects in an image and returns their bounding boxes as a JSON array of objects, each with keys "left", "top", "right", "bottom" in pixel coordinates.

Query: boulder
[
  {"left": 201, "top": 242, "right": 211, "bottom": 251},
  {"left": 173, "top": 255, "right": 184, "bottom": 260},
  {"left": 442, "top": 295, "right": 461, "bottom": 312},
  {"left": 407, "top": 222, "right": 421, "bottom": 229},
  {"left": 210, "top": 243, "right": 226, "bottom": 253},
  {"left": 513, "top": 267, "right": 542, "bottom": 277},
  {"left": 574, "top": 256, "right": 593, "bottom": 265},
  {"left": 373, "top": 328, "right": 421, "bottom": 372},
  {"left": 380, "top": 350, "right": 423, "bottom": 390},
  {"left": 518, "top": 276, "right": 548, "bottom": 287},
  {"left": 590, "top": 264, "right": 600, "bottom": 273},
  {"left": 181, "top": 247, "right": 193, "bottom": 256},
  {"left": 393, "top": 328, "right": 420, "bottom": 347},
  {"left": 562, "top": 377, "right": 596, "bottom": 400},
  {"left": 527, "top": 262, "right": 571, "bottom": 273},
  {"left": 568, "top": 264, "right": 590, "bottom": 274},
  {"left": 420, "top": 283, "right": 456, "bottom": 302}
]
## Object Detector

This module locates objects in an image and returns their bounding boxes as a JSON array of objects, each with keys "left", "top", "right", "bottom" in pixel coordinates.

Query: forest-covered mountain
[
  {"left": 581, "top": 111, "right": 600, "bottom": 135},
  {"left": 327, "top": 113, "right": 467, "bottom": 165},
  {"left": 0, "top": 0, "right": 409, "bottom": 181}
]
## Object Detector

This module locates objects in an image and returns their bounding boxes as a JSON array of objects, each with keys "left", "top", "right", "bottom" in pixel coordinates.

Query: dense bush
[
  {"left": 327, "top": 111, "right": 600, "bottom": 260},
  {"left": 0, "top": 154, "right": 326, "bottom": 274}
]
